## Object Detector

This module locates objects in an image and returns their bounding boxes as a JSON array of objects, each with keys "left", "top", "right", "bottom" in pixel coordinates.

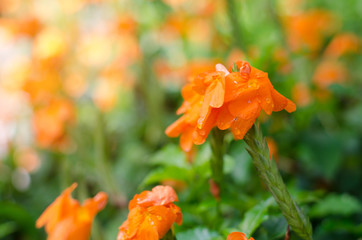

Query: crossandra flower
[
  {"left": 227, "top": 232, "right": 255, "bottom": 240},
  {"left": 117, "top": 185, "right": 182, "bottom": 240},
  {"left": 313, "top": 60, "right": 347, "bottom": 89},
  {"left": 33, "top": 98, "right": 75, "bottom": 149},
  {"left": 324, "top": 33, "right": 360, "bottom": 59},
  {"left": 36, "top": 183, "right": 108, "bottom": 240},
  {"left": 284, "top": 10, "right": 335, "bottom": 53},
  {"left": 166, "top": 60, "right": 296, "bottom": 152}
]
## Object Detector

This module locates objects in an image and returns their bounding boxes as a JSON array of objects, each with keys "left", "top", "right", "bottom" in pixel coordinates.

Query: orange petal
[
  {"left": 165, "top": 116, "right": 188, "bottom": 137},
  {"left": 228, "top": 97, "right": 261, "bottom": 120},
  {"left": 169, "top": 203, "right": 183, "bottom": 225},
  {"left": 270, "top": 89, "right": 288, "bottom": 112},
  {"left": 36, "top": 183, "right": 78, "bottom": 231},
  {"left": 231, "top": 117, "right": 256, "bottom": 140},
  {"left": 129, "top": 186, "right": 179, "bottom": 209},
  {"left": 193, "top": 109, "right": 218, "bottom": 145},
  {"left": 285, "top": 99, "right": 297, "bottom": 112},
  {"left": 227, "top": 232, "right": 249, "bottom": 240},
  {"left": 257, "top": 80, "right": 273, "bottom": 115},
  {"left": 83, "top": 192, "right": 108, "bottom": 217},
  {"left": 147, "top": 205, "right": 177, "bottom": 238},
  {"left": 180, "top": 127, "right": 194, "bottom": 152},
  {"left": 198, "top": 96, "right": 212, "bottom": 128},
  {"left": 216, "top": 105, "right": 235, "bottom": 130},
  {"left": 126, "top": 206, "right": 147, "bottom": 238},
  {"left": 224, "top": 73, "right": 249, "bottom": 102},
  {"left": 208, "top": 79, "right": 225, "bottom": 108}
]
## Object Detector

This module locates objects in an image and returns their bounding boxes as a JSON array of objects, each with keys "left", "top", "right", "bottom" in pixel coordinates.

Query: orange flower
[
  {"left": 166, "top": 60, "right": 296, "bottom": 152},
  {"left": 324, "top": 33, "right": 360, "bottom": 58},
  {"left": 284, "top": 10, "right": 335, "bottom": 52},
  {"left": 0, "top": 16, "right": 42, "bottom": 38},
  {"left": 33, "top": 98, "right": 74, "bottom": 149},
  {"left": 313, "top": 60, "right": 347, "bottom": 89},
  {"left": 291, "top": 82, "right": 311, "bottom": 107},
  {"left": 117, "top": 185, "right": 182, "bottom": 240},
  {"left": 23, "top": 67, "right": 62, "bottom": 104},
  {"left": 36, "top": 183, "right": 108, "bottom": 240},
  {"left": 227, "top": 232, "right": 255, "bottom": 240},
  {"left": 273, "top": 47, "right": 292, "bottom": 74}
]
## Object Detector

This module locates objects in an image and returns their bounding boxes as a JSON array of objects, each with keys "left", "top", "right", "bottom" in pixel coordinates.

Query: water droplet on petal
[
  {"left": 248, "top": 79, "right": 259, "bottom": 89},
  {"left": 265, "top": 97, "right": 271, "bottom": 103}
]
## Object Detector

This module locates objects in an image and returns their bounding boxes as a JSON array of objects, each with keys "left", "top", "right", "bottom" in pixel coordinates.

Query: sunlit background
[{"left": 0, "top": 0, "right": 361, "bottom": 239}]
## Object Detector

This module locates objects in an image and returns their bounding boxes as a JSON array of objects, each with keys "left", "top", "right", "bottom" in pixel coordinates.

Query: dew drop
[
  {"left": 157, "top": 216, "right": 162, "bottom": 221},
  {"left": 265, "top": 97, "right": 271, "bottom": 103},
  {"left": 248, "top": 79, "right": 259, "bottom": 89}
]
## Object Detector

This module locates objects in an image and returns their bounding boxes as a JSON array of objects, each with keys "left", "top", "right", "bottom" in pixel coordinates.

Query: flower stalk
[
  {"left": 244, "top": 122, "right": 313, "bottom": 240},
  {"left": 210, "top": 128, "right": 226, "bottom": 196},
  {"left": 95, "top": 110, "right": 122, "bottom": 199}
]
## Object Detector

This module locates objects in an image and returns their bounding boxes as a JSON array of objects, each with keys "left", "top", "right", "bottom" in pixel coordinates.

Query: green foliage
[
  {"left": 177, "top": 227, "right": 220, "bottom": 240},
  {"left": 1, "top": 0, "right": 361, "bottom": 239},
  {"left": 309, "top": 194, "right": 362, "bottom": 218},
  {"left": 239, "top": 198, "right": 274, "bottom": 237}
]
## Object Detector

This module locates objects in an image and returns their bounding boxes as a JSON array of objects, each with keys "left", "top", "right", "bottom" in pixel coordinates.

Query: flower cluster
[
  {"left": 36, "top": 183, "right": 108, "bottom": 240},
  {"left": 117, "top": 185, "right": 182, "bottom": 240},
  {"left": 166, "top": 60, "right": 296, "bottom": 152}
]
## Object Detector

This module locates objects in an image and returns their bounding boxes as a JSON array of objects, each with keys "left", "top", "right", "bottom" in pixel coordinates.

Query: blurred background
[{"left": 0, "top": 0, "right": 361, "bottom": 239}]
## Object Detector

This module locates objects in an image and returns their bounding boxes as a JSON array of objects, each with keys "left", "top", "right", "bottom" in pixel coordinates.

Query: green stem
[
  {"left": 91, "top": 220, "right": 104, "bottom": 240},
  {"left": 57, "top": 153, "right": 69, "bottom": 190},
  {"left": 161, "top": 229, "right": 176, "bottom": 240},
  {"left": 243, "top": 122, "right": 313, "bottom": 240},
  {"left": 139, "top": 55, "right": 165, "bottom": 147},
  {"left": 94, "top": 110, "right": 122, "bottom": 198},
  {"left": 210, "top": 129, "right": 226, "bottom": 189}
]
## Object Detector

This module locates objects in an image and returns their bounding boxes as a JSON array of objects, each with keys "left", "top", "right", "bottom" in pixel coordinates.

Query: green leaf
[
  {"left": 294, "top": 190, "right": 325, "bottom": 204},
  {"left": 239, "top": 197, "right": 274, "bottom": 237},
  {"left": 149, "top": 145, "right": 189, "bottom": 169},
  {"left": 262, "top": 216, "right": 288, "bottom": 240},
  {"left": 297, "top": 132, "right": 343, "bottom": 180},
  {"left": 141, "top": 166, "right": 190, "bottom": 188},
  {"left": 0, "top": 222, "right": 17, "bottom": 238},
  {"left": 319, "top": 218, "right": 362, "bottom": 235},
  {"left": 177, "top": 227, "right": 220, "bottom": 240},
  {"left": 309, "top": 194, "right": 362, "bottom": 218},
  {"left": 0, "top": 202, "right": 39, "bottom": 239}
]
